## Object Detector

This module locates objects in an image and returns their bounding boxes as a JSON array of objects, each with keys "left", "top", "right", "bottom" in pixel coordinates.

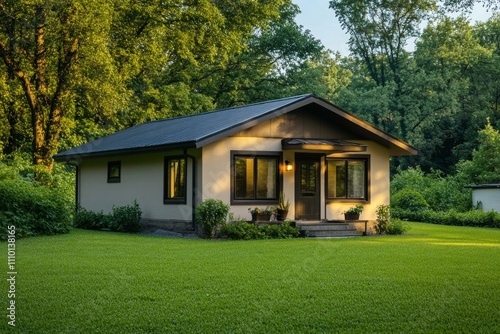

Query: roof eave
[{"left": 53, "top": 141, "right": 198, "bottom": 163}]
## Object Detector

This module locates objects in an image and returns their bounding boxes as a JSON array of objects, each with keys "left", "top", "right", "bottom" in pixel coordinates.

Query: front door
[{"left": 295, "top": 155, "right": 321, "bottom": 220}]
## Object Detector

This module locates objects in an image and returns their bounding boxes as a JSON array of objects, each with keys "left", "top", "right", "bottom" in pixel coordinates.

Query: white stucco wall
[
  {"left": 201, "top": 137, "right": 391, "bottom": 222},
  {"left": 77, "top": 137, "right": 391, "bottom": 224},
  {"left": 325, "top": 141, "right": 390, "bottom": 221},
  {"left": 78, "top": 149, "right": 201, "bottom": 222},
  {"left": 472, "top": 188, "right": 500, "bottom": 213},
  {"left": 201, "top": 137, "right": 284, "bottom": 221}
]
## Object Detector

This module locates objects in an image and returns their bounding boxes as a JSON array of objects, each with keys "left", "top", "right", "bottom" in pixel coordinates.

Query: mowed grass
[{"left": 2, "top": 223, "right": 500, "bottom": 333}]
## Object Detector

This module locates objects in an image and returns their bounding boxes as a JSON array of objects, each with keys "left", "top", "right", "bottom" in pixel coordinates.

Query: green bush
[
  {"left": 221, "top": 217, "right": 301, "bottom": 240},
  {"left": 74, "top": 207, "right": 107, "bottom": 230},
  {"left": 221, "top": 220, "right": 266, "bottom": 240},
  {"left": 0, "top": 179, "right": 72, "bottom": 240},
  {"left": 74, "top": 202, "right": 142, "bottom": 233},
  {"left": 195, "top": 199, "right": 230, "bottom": 238},
  {"left": 392, "top": 188, "right": 430, "bottom": 211},
  {"left": 385, "top": 219, "right": 410, "bottom": 235},
  {"left": 392, "top": 208, "right": 500, "bottom": 228},
  {"left": 261, "top": 222, "right": 300, "bottom": 239},
  {"left": 110, "top": 201, "right": 142, "bottom": 233},
  {"left": 374, "top": 204, "right": 391, "bottom": 234},
  {"left": 391, "top": 167, "right": 471, "bottom": 212}
]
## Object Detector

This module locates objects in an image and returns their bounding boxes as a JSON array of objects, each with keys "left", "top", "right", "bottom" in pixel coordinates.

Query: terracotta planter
[
  {"left": 344, "top": 213, "right": 360, "bottom": 220},
  {"left": 256, "top": 214, "right": 272, "bottom": 221},
  {"left": 276, "top": 209, "right": 288, "bottom": 221}
]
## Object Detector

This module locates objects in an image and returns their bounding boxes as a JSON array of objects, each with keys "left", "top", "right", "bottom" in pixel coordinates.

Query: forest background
[{"left": 1, "top": 0, "right": 500, "bottom": 237}]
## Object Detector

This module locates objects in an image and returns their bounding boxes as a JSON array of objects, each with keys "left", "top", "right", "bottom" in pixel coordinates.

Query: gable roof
[{"left": 54, "top": 94, "right": 417, "bottom": 162}]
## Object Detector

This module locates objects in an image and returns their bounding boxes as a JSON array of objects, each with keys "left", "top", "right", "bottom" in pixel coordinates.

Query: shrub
[
  {"left": 261, "top": 221, "right": 300, "bottom": 239},
  {"left": 74, "top": 202, "right": 142, "bottom": 233},
  {"left": 74, "top": 207, "right": 108, "bottom": 230},
  {"left": 391, "top": 167, "right": 471, "bottom": 212},
  {"left": 385, "top": 219, "right": 410, "bottom": 235},
  {"left": 195, "top": 199, "right": 230, "bottom": 238},
  {"left": 110, "top": 201, "right": 142, "bottom": 233},
  {"left": 221, "top": 220, "right": 266, "bottom": 240},
  {"left": 392, "top": 208, "right": 500, "bottom": 228},
  {"left": 392, "top": 188, "right": 430, "bottom": 211},
  {"left": 221, "top": 215, "right": 301, "bottom": 240},
  {"left": 374, "top": 204, "right": 391, "bottom": 234},
  {"left": 0, "top": 179, "right": 72, "bottom": 240}
]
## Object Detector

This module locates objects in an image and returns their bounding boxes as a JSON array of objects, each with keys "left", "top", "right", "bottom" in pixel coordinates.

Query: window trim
[
  {"left": 326, "top": 155, "right": 370, "bottom": 203},
  {"left": 230, "top": 151, "right": 283, "bottom": 205},
  {"left": 107, "top": 161, "right": 121, "bottom": 183},
  {"left": 164, "top": 156, "right": 187, "bottom": 205}
]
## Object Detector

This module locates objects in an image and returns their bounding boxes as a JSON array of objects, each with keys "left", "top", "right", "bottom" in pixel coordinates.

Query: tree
[
  {"left": 329, "top": 0, "right": 435, "bottom": 88},
  {"left": 457, "top": 119, "right": 500, "bottom": 184},
  {"left": 0, "top": 0, "right": 120, "bottom": 169},
  {"left": 0, "top": 0, "right": 290, "bottom": 169}
]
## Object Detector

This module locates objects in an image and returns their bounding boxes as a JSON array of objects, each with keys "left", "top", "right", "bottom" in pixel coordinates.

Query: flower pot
[
  {"left": 344, "top": 213, "right": 360, "bottom": 220},
  {"left": 276, "top": 209, "right": 288, "bottom": 221},
  {"left": 256, "top": 214, "right": 272, "bottom": 221}
]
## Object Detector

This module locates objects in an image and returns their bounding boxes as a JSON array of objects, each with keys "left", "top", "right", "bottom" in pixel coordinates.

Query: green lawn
[{"left": 2, "top": 223, "right": 500, "bottom": 333}]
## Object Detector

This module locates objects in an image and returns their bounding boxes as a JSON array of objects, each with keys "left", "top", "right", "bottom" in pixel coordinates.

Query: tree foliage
[{"left": 457, "top": 119, "right": 500, "bottom": 184}]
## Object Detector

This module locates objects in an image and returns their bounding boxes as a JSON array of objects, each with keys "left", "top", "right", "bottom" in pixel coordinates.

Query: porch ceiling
[{"left": 281, "top": 138, "right": 367, "bottom": 153}]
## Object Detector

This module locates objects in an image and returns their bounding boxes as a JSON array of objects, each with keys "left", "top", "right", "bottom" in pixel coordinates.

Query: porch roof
[{"left": 281, "top": 138, "right": 367, "bottom": 153}]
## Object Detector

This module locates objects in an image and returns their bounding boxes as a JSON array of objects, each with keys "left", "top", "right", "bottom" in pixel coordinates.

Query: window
[
  {"left": 327, "top": 158, "right": 368, "bottom": 200},
  {"left": 107, "top": 161, "right": 121, "bottom": 183},
  {"left": 232, "top": 152, "right": 280, "bottom": 203},
  {"left": 164, "top": 157, "right": 186, "bottom": 204}
]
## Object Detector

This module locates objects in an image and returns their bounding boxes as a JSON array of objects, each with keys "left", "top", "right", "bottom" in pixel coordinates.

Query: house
[
  {"left": 54, "top": 94, "right": 417, "bottom": 233},
  {"left": 466, "top": 184, "right": 500, "bottom": 213}
]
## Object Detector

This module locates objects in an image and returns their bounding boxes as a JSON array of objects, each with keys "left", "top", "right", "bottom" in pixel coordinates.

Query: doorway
[{"left": 295, "top": 154, "right": 321, "bottom": 220}]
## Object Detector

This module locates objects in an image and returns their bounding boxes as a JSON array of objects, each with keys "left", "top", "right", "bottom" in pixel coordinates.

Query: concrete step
[
  {"left": 299, "top": 223, "right": 361, "bottom": 238},
  {"left": 299, "top": 223, "right": 352, "bottom": 231},
  {"left": 307, "top": 230, "right": 359, "bottom": 238}
]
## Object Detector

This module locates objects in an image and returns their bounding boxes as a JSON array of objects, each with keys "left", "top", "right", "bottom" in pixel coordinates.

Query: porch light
[{"left": 285, "top": 160, "right": 293, "bottom": 171}]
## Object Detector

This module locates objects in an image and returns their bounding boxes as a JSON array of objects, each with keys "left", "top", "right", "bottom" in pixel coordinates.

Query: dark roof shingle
[{"left": 54, "top": 94, "right": 312, "bottom": 161}]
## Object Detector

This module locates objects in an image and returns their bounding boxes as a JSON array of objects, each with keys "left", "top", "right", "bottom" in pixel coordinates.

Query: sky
[{"left": 293, "top": 0, "right": 496, "bottom": 56}]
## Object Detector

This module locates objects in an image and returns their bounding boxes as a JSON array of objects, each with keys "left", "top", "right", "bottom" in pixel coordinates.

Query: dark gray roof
[
  {"left": 54, "top": 93, "right": 417, "bottom": 161},
  {"left": 465, "top": 184, "right": 500, "bottom": 189},
  {"left": 54, "top": 94, "right": 313, "bottom": 161}
]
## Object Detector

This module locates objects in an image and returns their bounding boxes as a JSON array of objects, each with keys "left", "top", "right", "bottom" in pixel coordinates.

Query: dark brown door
[{"left": 295, "top": 155, "right": 321, "bottom": 220}]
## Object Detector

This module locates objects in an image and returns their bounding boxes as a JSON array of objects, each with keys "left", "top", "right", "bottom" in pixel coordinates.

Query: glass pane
[
  {"left": 347, "top": 160, "right": 365, "bottom": 198},
  {"left": 256, "top": 158, "right": 277, "bottom": 199},
  {"left": 235, "top": 157, "right": 254, "bottom": 199},
  {"left": 301, "top": 162, "right": 317, "bottom": 194},
  {"left": 327, "top": 160, "right": 346, "bottom": 198},
  {"left": 109, "top": 165, "right": 120, "bottom": 178},
  {"left": 168, "top": 159, "right": 186, "bottom": 199}
]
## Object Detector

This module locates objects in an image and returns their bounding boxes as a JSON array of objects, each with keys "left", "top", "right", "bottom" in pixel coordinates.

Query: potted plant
[
  {"left": 276, "top": 192, "right": 290, "bottom": 221},
  {"left": 342, "top": 205, "right": 364, "bottom": 220},
  {"left": 248, "top": 207, "right": 274, "bottom": 222}
]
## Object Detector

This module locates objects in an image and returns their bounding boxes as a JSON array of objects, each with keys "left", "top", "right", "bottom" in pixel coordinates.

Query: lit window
[
  {"left": 164, "top": 157, "right": 186, "bottom": 204},
  {"left": 327, "top": 158, "right": 368, "bottom": 200},
  {"left": 233, "top": 154, "right": 279, "bottom": 202},
  {"left": 107, "top": 161, "right": 121, "bottom": 183}
]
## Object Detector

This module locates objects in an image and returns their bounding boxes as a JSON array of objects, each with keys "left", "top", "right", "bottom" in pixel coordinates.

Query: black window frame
[
  {"left": 164, "top": 156, "right": 187, "bottom": 205},
  {"left": 326, "top": 155, "right": 370, "bottom": 203},
  {"left": 230, "top": 151, "right": 283, "bottom": 205},
  {"left": 107, "top": 161, "right": 121, "bottom": 183}
]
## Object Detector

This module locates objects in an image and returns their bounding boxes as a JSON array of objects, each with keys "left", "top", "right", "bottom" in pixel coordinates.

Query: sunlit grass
[{"left": 2, "top": 223, "right": 500, "bottom": 333}]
